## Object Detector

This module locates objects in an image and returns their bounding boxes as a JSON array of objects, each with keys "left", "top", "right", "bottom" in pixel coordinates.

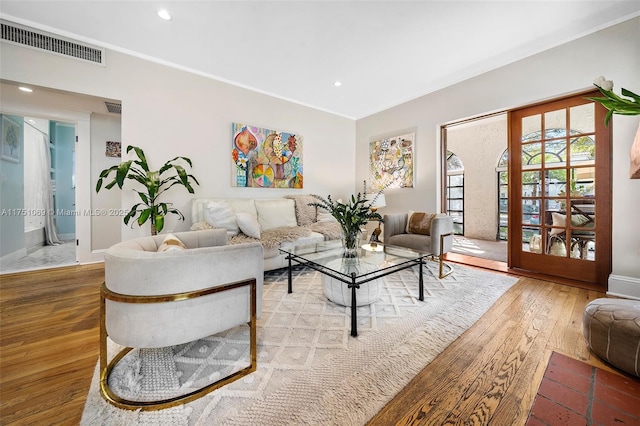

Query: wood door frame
[{"left": 508, "top": 90, "right": 612, "bottom": 286}]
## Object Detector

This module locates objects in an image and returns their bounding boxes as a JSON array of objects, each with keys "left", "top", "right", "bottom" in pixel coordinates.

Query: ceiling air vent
[
  {"left": 1, "top": 20, "right": 105, "bottom": 65},
  {"left": 104, "top": 102, "right": 122, "bottom": 114}
]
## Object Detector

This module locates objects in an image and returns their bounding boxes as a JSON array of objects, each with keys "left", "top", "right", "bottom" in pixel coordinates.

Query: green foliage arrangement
[
  {"left": 96, "top": 145, "right": 199, "bottom": 235},
  {"left": 308, "top": 182, "right": 386, "bottom": 257},
  {"left": 588, "top": 76, "right": 640, "bottom": 126}
]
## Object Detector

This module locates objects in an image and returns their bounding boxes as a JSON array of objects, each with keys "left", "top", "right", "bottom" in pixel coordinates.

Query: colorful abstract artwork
[
  {"left": 105, "top": 141, "right": 121, "bottom": 157},
  {"left": 369, "top": 132, "right": 415, "bottom": 190},
  {"left": 231, "top": 123, "right": 303, "bottom": 188}
]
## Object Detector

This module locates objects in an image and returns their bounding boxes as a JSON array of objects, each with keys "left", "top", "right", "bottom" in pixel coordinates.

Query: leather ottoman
[{"left": 583, "top": 298, "right": 640, "bottom": 377}]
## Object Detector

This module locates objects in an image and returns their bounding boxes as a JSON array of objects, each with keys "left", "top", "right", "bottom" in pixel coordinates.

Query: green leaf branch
[{"left": 96, "top": 145, "right": 199, "bottom": 235}]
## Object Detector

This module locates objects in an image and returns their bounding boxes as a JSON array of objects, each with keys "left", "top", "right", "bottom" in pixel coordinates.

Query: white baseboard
[{"left": 607, "top": 274, "right": 640, "bottom": 300}]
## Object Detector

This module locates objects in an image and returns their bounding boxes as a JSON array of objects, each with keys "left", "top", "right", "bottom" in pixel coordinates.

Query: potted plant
[
  {"left": 309, "top": 183, "right": 385, "bottom": 258},
  {"left": 96, "top": 145, "right": 199, "bottom": 235}
]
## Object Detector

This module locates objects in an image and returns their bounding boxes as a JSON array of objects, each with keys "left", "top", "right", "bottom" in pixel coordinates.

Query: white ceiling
[{"left": 2, "top": 1, "right": 639, "bottom": 119}]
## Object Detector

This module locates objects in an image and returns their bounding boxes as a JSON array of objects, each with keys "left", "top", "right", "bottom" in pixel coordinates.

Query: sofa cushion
[
  {"left": 407, "top": 211, "right": 436, "bottom": 236},
  {"left": 226, "top": 199, "right": 258, "bottom": 219},
  {"left": 157, "top": 233, "right": 187, "bottom": 252},
  {"left": 285, "top": 194, "right": 317, "bottom": 226},
  {"left": 387, "top": 233, "right": 432, "bottom": 253},
  {"left": 204, "top": 201, "right": 239, "bottom": 236},
  {"left": 255, "top": 199, "right": 297, "bottom": 231},
  {"left": 236, "top": 212, "right": 261, "bottom": 239}
]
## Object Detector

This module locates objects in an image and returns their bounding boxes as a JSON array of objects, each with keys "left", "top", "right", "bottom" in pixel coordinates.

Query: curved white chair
[{"left": 100, "top": 229, "right": 264, "bottom": 410}]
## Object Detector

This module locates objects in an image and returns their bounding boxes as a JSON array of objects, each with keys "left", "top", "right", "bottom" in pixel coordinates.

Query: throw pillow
[
  {"left": 316, "top": 212, "right": 338, "bottom": 223},
  {"left": 571, "top": 213, "right": 594, "bottom": 228},
  {"left": 407, "top": 211, "right": 436, "bottom": 236},
  {"left": 254, "top": 199, "right": 297, "bottom": 231},
  {"left": 285, "top": 195, "right": 317, "bottom": 226},
  {"left": 203, "top": 201, "right": 239, "bottom": 236},
  {"left": 550, "top": 212, "right": 594, "bottom": 235},
  {"left": 236, "top": 212, "right": 261, "bottom": 239},
  {"left": 157, "top": 233, "right": 187, "bottom": 252},
  {"left": 316, "top": 199, "right": 340, "bottom": 223},
  {"left": 550, "top": 212, "right": 566, "bottom": 235}
]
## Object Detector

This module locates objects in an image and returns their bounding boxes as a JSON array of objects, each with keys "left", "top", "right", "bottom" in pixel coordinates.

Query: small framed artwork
[
  {"left": 106, "top": 141, "right": 121, "bottom": 157},
  {"left": 369, "top": 131, "right": 415, "bottom": 190},
  {"left": 1, "top": 116, "right": 21, "bottom": 163}
]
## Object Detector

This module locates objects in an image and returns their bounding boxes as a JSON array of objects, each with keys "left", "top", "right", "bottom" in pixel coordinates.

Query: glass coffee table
[{"left": 279, "top": 241, "right": 430, "bottom": 337}]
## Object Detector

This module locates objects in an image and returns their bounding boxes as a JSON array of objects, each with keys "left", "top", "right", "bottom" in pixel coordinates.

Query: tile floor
[
  {"left": 527, "top": 351, "right": 640, "bottom": 425},
  {"left": 0, "top": 241, "right": 77, "bottom": 274}
]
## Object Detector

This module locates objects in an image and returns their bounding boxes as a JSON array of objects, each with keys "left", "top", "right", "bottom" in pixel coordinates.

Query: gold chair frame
[
  {"left": 427, "top": 233, "right": 454, "bottom": 279},
  {"left": 99, "top": 278, "right": 257, "bottom": 411}
]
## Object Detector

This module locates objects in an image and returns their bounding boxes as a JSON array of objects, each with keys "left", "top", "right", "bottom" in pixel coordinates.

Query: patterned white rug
[{"left": 81, "top": 263, "right": 518, "bottom": 425}]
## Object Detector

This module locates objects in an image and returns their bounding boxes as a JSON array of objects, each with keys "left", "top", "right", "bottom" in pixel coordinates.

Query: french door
[{"left": 509, "top": 91, "right": 611, "bottom": 285}]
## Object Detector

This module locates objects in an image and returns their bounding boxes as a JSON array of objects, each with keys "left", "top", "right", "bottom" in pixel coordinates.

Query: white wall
[
  {"left": 356, "top": 18, "right": 640, "bottom": 292},
  {"left": 0, "top": 42, "right": 356, "bottom": 249},
  {"left": 90, "top": 113, "right": 121, "bottom": 251}
]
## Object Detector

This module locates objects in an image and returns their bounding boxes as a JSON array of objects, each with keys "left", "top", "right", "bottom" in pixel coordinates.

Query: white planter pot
[{"left": 322, "top": 258, "right": 383, "bottom": 306}]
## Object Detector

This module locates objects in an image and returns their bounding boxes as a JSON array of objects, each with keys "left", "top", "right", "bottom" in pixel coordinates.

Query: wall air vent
[
  {"left": 1, "top": 20, "right": 105, "bottom": 65},
  {"left": 104, "top": 102, "right": 122, "bottom": 114}
]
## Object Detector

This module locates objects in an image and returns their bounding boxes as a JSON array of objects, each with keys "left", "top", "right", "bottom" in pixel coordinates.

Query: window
[
  {"left": 496, "top": 130, "right": 595, "bottom": 242},
  {"left": 497, "top": 150, "right": 508, "bottom": 240},
  {"left": 446, "top": 150, "right": 464, "bottom": 235}
]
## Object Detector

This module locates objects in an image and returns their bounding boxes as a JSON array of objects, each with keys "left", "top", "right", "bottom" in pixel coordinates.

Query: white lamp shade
[{"left": 366, "top": 193, "right": 386, "bottom": 209}]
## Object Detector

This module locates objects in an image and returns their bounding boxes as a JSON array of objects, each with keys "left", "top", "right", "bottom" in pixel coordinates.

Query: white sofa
[{"left": 191, "top": 195, "right": 341, "bottom": 271}]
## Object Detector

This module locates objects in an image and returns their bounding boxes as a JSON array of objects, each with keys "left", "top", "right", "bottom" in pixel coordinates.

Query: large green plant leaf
[{"left": 96, "top": 145, "right": 199, "bottom": 234}]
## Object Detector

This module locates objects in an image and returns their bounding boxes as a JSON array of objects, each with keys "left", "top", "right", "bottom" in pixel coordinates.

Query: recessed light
[
  {"left": 19, "top": 86, "right": 33, "bottom": 93},
  {"left": 334, "top": 81, "right": 342, "bottom": 87},
  {"left": 157, "top": 9, "right": 171, "bottom": 20}
]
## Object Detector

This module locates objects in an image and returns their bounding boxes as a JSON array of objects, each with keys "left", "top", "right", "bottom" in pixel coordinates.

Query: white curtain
[{"left": 36, "top": 133, "right": 61, "bottom": 245}]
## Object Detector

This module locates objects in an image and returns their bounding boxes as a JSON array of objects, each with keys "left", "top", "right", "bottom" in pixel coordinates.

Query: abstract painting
[
  {"left": 105, "top": 141, "right": 121, "bottom": 157},
  {"left": 369, "top": 132, "right": 414, "bottom": 190},
  {"left": 231, "top": 123, "right": 303, "bottom": 188}
]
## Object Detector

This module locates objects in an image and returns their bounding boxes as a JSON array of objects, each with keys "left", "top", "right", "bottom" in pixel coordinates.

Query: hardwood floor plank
[
  {"left": 2, "top": 263, "right": 616, "bottom": 426},
  {"left": 412, "top": 280, "right": 558, "bottom": 425}
]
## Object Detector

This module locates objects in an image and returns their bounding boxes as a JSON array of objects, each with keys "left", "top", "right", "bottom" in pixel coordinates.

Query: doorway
[
  {"left": 442, "top": 113, "right": 508, "bottom": 264},
  {"left": 0, "top": 115, "right": 77, "bottom": 273},
  {"left": 508, "top": 91, "right": 612, "bottom": 285},
  {"left": 0, "top": 81, "right": 122, "bottom": 273}
]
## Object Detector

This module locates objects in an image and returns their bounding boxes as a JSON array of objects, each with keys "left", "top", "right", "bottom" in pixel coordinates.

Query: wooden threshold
[{"left": 444, "top": 252, "right": 607, "bottom": 292}]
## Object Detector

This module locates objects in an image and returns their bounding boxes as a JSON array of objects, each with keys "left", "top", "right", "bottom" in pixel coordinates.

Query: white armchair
[
  {"left": 383, "top": 212, "right": 454, "bottom": 278},
  {"left": 100, "top": 229, "right": 264, "bottom": 410}
]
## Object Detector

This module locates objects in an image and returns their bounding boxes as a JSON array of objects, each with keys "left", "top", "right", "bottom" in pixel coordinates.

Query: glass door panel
[{"left": 508, "top": 91, "right": 611, "bottom": 285}]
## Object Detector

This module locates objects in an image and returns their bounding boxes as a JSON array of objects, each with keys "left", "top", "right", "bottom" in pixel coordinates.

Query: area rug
[
  {"left": 526, "top": 351, "right": 640, "bottom": 425},
  {"left": 81, "top": 263, "right": 518, "bottom": 425}
]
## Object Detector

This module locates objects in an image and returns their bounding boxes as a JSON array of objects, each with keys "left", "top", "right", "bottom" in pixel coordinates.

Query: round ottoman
[{"left": 583, "top": 298, "right": 640, "bottom": 377}]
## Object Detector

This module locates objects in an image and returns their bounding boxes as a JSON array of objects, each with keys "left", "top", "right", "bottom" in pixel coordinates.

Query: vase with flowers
[{"left": 309, "top": 182, "right": 385, "bottom": 258}]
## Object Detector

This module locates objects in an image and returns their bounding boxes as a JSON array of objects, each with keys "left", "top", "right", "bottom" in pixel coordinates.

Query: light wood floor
[{"left": 0, "top": 262, "right": 629, "bottom": 425}]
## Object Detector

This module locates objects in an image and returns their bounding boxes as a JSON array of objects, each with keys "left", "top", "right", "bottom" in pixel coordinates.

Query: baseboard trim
[{"left": 607, "top": 274, "right": 640, "bottom": 300}]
